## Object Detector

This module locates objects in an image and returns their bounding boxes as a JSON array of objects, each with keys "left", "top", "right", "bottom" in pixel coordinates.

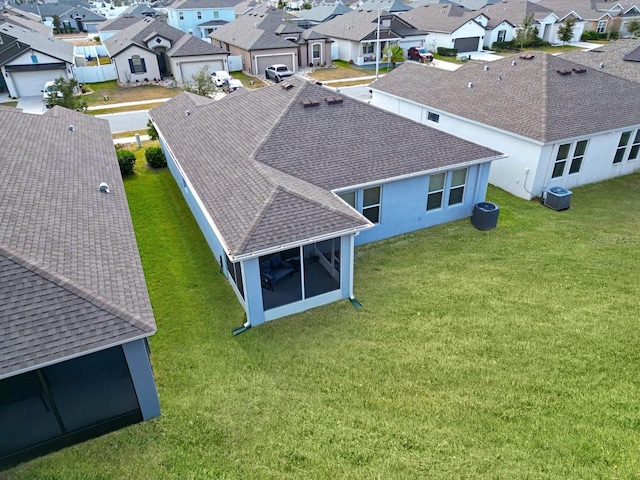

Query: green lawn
[{"left": 6, "top": 162, "right": 640, "bottom": 479}]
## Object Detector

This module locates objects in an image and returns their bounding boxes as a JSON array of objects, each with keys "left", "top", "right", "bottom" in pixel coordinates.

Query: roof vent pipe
[
  {"left": 599, "top": 62, "right": 605, "bottom": 69},
  {"left": 511, "top": 59, "right": 517, "bottom": 66},
  {"left": 468, "top": 82, "right": 473, "bottom": 88},
  {"left": 484, "top": 65, "right": 489, "bottom": 71},
  {"left": 99, "top": 182, "right": 110, "bottom": 194}
]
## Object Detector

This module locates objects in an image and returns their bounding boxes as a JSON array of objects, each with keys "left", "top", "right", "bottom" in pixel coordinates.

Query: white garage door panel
[
  {"left": 180, "top": 60, "right": 224, "bottom": 82},
  {"left": 256, "top": 55, "right": 294, "bottom": 75},
  {"left": 12, "top": 70, "right": 67, "bottom": 97}
]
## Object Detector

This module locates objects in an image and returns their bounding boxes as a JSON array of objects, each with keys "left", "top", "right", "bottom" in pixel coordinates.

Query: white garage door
[
  {"left": 11, "top": 69, "right": 67, "bottom": 97},
  {"left": 180, "top": 60, "right": 224, "bottom": 83},
  {"left": 256, "top": 55, "right": 294, "bottom": 76}
]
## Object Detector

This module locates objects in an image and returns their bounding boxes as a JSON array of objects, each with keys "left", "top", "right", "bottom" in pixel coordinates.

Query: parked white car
[{"left": 211, "top": 70, "right": 231, "bottom": 87}]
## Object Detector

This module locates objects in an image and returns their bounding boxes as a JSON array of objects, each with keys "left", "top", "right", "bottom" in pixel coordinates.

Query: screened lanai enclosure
[{"left": 259, "top": 239, "right": 341, "bottom": 311}]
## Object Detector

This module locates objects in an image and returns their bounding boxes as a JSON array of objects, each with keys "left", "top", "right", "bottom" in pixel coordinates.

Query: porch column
[
  {"left": 340, "top": 235, "right": 355, "bottom": 300},
  {"left": 122, "top": 339, "right": 160, "bottom": 421},
  {"left": 242, "top": 257, "right": 266, "bottom": 327}
]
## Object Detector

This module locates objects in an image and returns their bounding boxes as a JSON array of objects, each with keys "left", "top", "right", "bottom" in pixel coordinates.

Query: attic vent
[
  {"left": 599, "top": 62, "right": 605, "bottom": 69},
  {"left": 280, "top": 82, "right": 294, "bottom": 90},
  {"left": 325, "top": 95, "right": 343, "bottom": 105},
  {"left": 468, "top": 82, "right": 473, "bottom": 88},
  {"left": 99, "top": 182, "right": 110, "bottom": 194},
  {"left": 519, "top": 53, "right": 534, "bottom": 60},
  {"left": 69, "top": 125, "right": 75, "bottom": 131},
  {"left": 483, "top": 65, "right": 489, "bottom": 71},
  {"left": 302, "top": 99, "right": 320, "bottom": 108},
  {"left": 572, "top": 67, "right": 586, "bottom": 74},
  {"left": 511, "top": 60, "right": 517, "bottom": 66},
  {"left": 185, "top": 110, "right": 191, "bottom": 116},
  {"left": 556, "top": 69, "right": 572, "bottom": 76}
]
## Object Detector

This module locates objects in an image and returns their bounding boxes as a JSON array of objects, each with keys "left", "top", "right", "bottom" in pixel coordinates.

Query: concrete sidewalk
[{"left": 87, "top": 98, "right": 172, "bottom": 111}]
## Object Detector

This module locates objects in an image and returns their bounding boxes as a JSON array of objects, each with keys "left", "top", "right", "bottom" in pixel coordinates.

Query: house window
[
  {"left": 312, "top": 43, "right": 321, "bottom": 61},
  {"left": 569, "top": 140, "right": 588, "bottom": 174},
  {"left": 338, "top": 191, "right": 356, "bottom": 208},
  {"left": 197, "top": 11, "right": 202, "bottom": 19},
  {"left": 30, "top": 54, "right": 38, "bottom": 63},
  {"left": 363, "top": 186, "right": 381, "bottom": 223},
  {"left": 552, "top": 143, "right": 570, "bottom": 178},
  {"left": 597, "top": 19, "right": 607, "bottom": 33},
  {"left": 613, "top": 131, "right": 632, "bottom": 164},
  {"left": 627, "top": 130, "right": 640, "bottom": 161},
  {"left": 179, "top": 11, "right": 184, "bottom": 20},
  {"left": 427, "top": 111, "right": 439, "bottom": 123},
  {"left": 213, "top": 11, "right": 219, "bottom": 19},
  {"left": 129, "top": 55, "right": 146, "bottom": 74},
  {"left": 363, "top": 42, "right": 374, "bottom": 54},
  {"left": 427, "top": 172, "right": 445, "bottom": 211},
  {"left": 497, "top": 29, "right": 506, "bottom": 42},
  {"left": 448, "top": 168, "right": 467, "bottom": 205}
]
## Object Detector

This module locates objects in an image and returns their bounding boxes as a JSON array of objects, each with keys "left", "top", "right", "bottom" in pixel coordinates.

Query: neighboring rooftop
[
  {"left": 0, "top": 107, "right": 156, "bottom": 379},
  {"left": 105, "top": 17, "right": 228, "bottom": 57},
  {"left": 97, "top": 14, "right": 145, "bottom": 32},
  {"left": 397, "top": 3, "right": 483, "bottom": 33},
  {"left": 0, "top": 22, "right": 73, "bottom": 63},
  {"left": 559, "top": 39, "right": 640, "bottom": 83},
  {"left": 168, "top": 0, "right": 245, "bottom": 9},
  {"left": 370, "top": 52, "right": 640, "bottom": 143},
  {"left": 149, "top": 77, "right": 501, "bottom": 258}
]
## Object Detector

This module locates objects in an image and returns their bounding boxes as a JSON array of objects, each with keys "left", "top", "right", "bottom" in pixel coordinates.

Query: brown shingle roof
[
  {"left": 0, "top": 107, "right": 155, "bottom": 379},
  {"left": 370, "top": 53, "right": 640, "bottom": 143},
  {"left": 150, "top": 77, "right": 501, "bottom": 257}
]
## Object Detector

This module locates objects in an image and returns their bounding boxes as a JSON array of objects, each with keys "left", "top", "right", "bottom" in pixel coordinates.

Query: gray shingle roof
[
  {"left": 535, "top": 0, "right": 608, "bottom": 21},
  {"left": 371, "top": 53, "right": 640, "bottom": 143},
  {"left": 97, "top": 14, "right": 145, "bottom": 32},
  {"left": 0, "top": 10, "right": 52, "bottom": 36},
  {"left": 296, "top": 3, "right": 351, "bottom": 22},
  {"left": 0, "top": 23, "right": 73, "bottom": 63},
  {"left": 149, "top": 77, "right": 501, "bottom": 257},
  {"left": 310, "top": 9, "right": 393, "bottom": 41},
  {"left": 360, "top": 0, "right": 413, "bottom": 12},
  {"left": 559, "top": 39, "right": 640, "bottom": 83},
  {"left": 105, "top": 17, "right": 225, "bottom": 57},
  {"left": 169, "top": 0, "right": 244, "bottom": 9},
  {"left": 210, "top": 5, "right": 304, "bottom": 50},
  {"left": 396, "top": 3, "right": 484, "bottom": 33},
  {"left": 476, "top": 0, "right": 553, "bottom": 29},
  {"left": 0, "top": 107, "right": 156, "bottom": 379}
]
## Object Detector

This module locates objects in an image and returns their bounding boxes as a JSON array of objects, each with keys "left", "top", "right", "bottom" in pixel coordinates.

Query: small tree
[
  {"left": 627, "top": 19, "right": 640, "bottom": 38},
  {"left": 52, "top": 15, "right": 61, "bottom": 33},
  {"left": 45, "top": 76, "right": 88, "bottom": 111},
  {"left": 183, "top": 66, "right": 218, "bottom": 97},
  {"left": 302, "top": 2, "right": 312, "bottom": 9},
  {"left": 146, "top": 119, "right": 158, "bottom": 140},
  {"left": 145, "top": 146, "right": 166, "bottom": 168},
  {"left": 557, "top": 18, "right": 576, "bottom": 46},
  {"left": 116, "top": 149, "right": 136, "bottom": 176},
  {"left": 515, "top": 13, "right": 537, "bottom": 50},
  {"left": 382, "top": 44, "right": 405, "bottom": 69}
]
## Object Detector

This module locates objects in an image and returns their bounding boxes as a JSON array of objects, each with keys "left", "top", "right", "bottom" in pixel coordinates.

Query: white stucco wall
[
  {"left": 484, "top": 21, "right": 515, "bottom": 48},
  {"left": 112, "top": 45, "right": 161, "bottom": 83},
  {"left": 372, "top": 89, "right": 640, "bottom": 199}
]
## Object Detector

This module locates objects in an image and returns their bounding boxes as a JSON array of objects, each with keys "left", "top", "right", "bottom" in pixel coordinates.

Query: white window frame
[
  {"left": 179, "top": 11, "right": 184, "bottom": 20},
  {"left": 552, "top": 143, "right": 571, "bottom": 178},
  {"left": 197, "top": 11, "right": 202, "bottom": 19},
  {"left": 627, "top": 130, "right": 640, "bottom": 162},
  {"left": 448, "top": 168, "right": 467, "bottom": 206},
  {"left": 426, "top": 172, "right": 445, "bottom": 211},
  {"left": 613, "top": 131, "right": 633, "bottom": 164},
  {"left": 569, "top": 140, "right": 588, "bottom": 174},
  {"left": 362, "top": 186, "right": 381, "bottom": 224},
  {"left": 597, "top": 19, "right": 607, "bottom": 33}
]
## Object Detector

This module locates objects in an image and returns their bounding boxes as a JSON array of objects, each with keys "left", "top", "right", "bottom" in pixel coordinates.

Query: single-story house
[
  {"left": 558, "top": 39, "right": 640, "bottom": 83},
  {"left": 166, "top": 0, "right": 240, "bottom": 38},
  {"left": 105, "top": 17, "right": 229, "bottom": 84},
  {"left": 309, "top": 9, "right": 428, "bottom": 65},
  {"left": 14, "top": 1, "right": 107, "bottom": 33},
  {"left": 396, "top": 4, "right": 487, "bottom": 53},
  {"left": 148, "top": 77, "right": 503, "bottom": 328},
  {"left": 0, "top": 23, "right": 74, "bottom": 98},
  {"left": 0, "top": 106, "right": 160, "bottom": 469},
  {"left": 370, "top": 53, "right": 640, "bottom": 200},
  {"left": 210, "top": 5, "right": 333, "bottom": 73}
]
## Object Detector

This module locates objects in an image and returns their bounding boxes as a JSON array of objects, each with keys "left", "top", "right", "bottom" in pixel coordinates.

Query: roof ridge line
[
  {"left": 235, "top": 184, "right": 279, "bottom": 255},
  {"left": 540, "top": 52, "right": 550, "bottom": 142},
  {"left": 0, "top": 244, "right": 155, "bottom": 334}
]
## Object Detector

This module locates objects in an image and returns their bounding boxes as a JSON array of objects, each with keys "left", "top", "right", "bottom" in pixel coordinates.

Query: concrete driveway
[{"left": 16, "top": 96, "right": 47, "bottom": 115}]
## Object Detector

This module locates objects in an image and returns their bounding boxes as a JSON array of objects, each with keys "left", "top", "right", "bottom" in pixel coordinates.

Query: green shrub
[
  {"left": 491, "top": 40, "right": 515, "bottom": 51},
  {"left": 436, "top": 47, "right": 458, "bottom": 57},
  {"left": 581, "top": 30, "right": 606, "bottom": 41},
  {"left": 609, "top": 31, "right": 619, "bottom": 40},
  {"left": 116, "top": 149, "right": 136, "bottom": 176},
  {"left": 145, "top": 146, "right": 166, "bottom": 169},
  {"left": 146, "top": 119, "right": 158, "bottom": 140}
]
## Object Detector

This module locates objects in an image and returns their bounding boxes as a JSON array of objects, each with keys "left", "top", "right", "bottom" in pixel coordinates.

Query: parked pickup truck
[{"left": 264, "top": 64, "right": 294, "bottom": 83}]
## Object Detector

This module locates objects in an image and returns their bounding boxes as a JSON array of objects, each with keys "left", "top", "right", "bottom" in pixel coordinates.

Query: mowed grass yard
[{"left": 6, "top": 156, "right": 640, "bottom": 479}]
